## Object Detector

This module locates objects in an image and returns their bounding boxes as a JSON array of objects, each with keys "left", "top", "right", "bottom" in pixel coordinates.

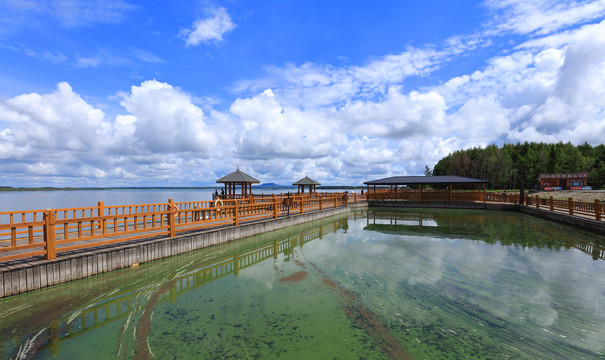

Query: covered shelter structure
[
  {"left": 364, "top": 175, "right": 490, "bottom": 203},
  {"left": 216, "top": 168, "right": 260, "bottom": 199},
  {"left": 293, "top": 176, "right": 321, "bottom": 193}
]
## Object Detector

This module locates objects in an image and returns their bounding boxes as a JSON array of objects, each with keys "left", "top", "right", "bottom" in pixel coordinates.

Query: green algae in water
[{"left": 1, "top": 209, "right": 604, "bottom": 359}]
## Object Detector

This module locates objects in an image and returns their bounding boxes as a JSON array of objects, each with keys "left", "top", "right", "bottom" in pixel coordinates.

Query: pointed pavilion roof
[
  {"left": 216, "top": 168, "right": 260, "bottom": 184},
  {"left": 292, "top": 175, "right": 321, "bottom": 186}
]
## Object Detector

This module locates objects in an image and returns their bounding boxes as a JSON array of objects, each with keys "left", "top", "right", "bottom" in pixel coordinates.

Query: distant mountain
[{"left": 256, "top": 183, "right": 295, "bottom": 189}]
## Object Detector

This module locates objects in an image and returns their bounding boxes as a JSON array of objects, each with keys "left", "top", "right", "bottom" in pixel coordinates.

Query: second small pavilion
[
  {"left": 216, "top": 168, "right": 260, "bottom": 198},
  {"left": 293, "top": 175, "right": 321, "bottom": 193}
]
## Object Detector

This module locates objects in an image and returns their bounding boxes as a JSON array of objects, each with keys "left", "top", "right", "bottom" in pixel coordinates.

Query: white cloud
[
  {"left": 3, "top": 82, "right": 106, "bottom": 152},
  {"left": 340, "top": 88, "right": 447, "bottom": 140},
  {"left": 507, "top": 20, "right": 605, "bottom": 144},
  {"left": 230, "top": 88, "right": 341, "bottom": 160},
  {"left": 27, "top": 162, "right": 58, "bottom": 175},
  {"left": 182, "top": 7, "right": 236, "bottom": 46},
  {"left": 0, "top": 80, "right": 226, "bottom": 185},
  {"left": 118, "top": 80, "right": 217, "bottom": 153},
  {"left": 75, "top": 47, "right": 163, "bottom": 68},
  {"left": 0, "top": 0, "right": 135, "bottom": 33},
  {"left": 234, "top": 47, "right": 444, "bottom": 108},
  {"left": 51, "top": 0, "right": 136, "bottom": 27},
  {"left": 484, "top": 0, "right": 605, "bottom": 36}
]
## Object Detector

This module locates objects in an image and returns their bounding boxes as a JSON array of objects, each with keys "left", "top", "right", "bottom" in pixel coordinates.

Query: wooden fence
[
  {"left": 367, "top": 190, "right": 603, "bottom": 221},
  {"left": 0, "top": 192, "right": 358, "bottom": 263},
  {"left": 368, "top": 189, "right": 484, "bottom": 202}
]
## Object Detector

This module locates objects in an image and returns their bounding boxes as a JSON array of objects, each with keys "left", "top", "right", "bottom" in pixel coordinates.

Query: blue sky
[{"left": 1, "top": 0, "right": 605, "bottom": 187}]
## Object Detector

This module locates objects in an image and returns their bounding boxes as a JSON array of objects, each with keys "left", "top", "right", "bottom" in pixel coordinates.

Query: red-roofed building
[{"left": 538, "top": 173, "right": 588, "bottom": 191}]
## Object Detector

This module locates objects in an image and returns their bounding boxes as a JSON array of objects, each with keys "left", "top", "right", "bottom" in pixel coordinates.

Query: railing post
[
  {"left": 549, "top": 196, "right": 554, "bottom": 211},
  {"left": 535, "top": 195, "right": 539, "bottom": 209},
  {"left": 525, "top": 194, "right": 529, "bottom": 206},
  {"left": 595, "top": 199, "right": 601, "bottom": 221},
  {"left": 567, "top": 197, "right": 574, "bottom": 215},
  {"left": 300, "top": 196, "right": 304, "bottom": 214},
  {"left": 168, "top": 199, "right": 176, "bottom": 237},
  {"left": 97, "top": 201, "right": 104, "bottom": 230},
  {"left": 234, "top": 199, "right": 240, "bottom": 226},
  {"left": 319, "top": 195, "right": 323, "bottom": 210},
  {"left": 44, "top": 209, "right": 57, "bottom": 260},
  {"left": 273, "top": 195, "right": 278, "bottom": 219}
]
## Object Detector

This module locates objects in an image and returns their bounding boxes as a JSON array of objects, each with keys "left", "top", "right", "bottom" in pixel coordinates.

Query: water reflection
[
  {"left": 0, "top": 217, "right": 348, "bottom": 359},
  {"left": 364, "top": 209, "right": 604, "bottom": 260}
]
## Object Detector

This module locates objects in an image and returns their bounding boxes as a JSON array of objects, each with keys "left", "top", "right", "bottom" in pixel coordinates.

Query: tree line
[{"left": 429, "top": 142, "right": 605, "bottom": 190}]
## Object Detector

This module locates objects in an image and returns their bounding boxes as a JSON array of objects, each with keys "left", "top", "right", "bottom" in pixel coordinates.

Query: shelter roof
[
  {"left": 364, "top": 175, "right": 489, "bottom": 185},
  {"left": 292, "top": 176, "right": 321, "bottom": 186},
  {"left": 216, "top": 169, "right": 260, "bottom": 184}
]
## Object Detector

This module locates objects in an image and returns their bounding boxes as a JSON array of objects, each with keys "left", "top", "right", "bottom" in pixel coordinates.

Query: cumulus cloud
[
  {"left": 118, "top": 79, "right": 217, "bottom": 154},
  {"left": 0, "top": 80, "right": 225, "bottom": 185},
  {"left": 3, "top": 82, "right": 106, "bottom": 152},
  {"left": 182, "top": 7, "right": 236, "bottom": 46},
  {"left": 230, "top": 89, "right": 341, "bottom": 159},
  {"left": 507, "top": 20, "right": 605, "bottom": 144},
  {"left": 341, "top": 88, "right": 447, "bottom": 140}
]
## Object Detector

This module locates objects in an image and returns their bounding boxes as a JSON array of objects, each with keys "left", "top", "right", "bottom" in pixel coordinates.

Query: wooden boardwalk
[{"left": 0, "top": 193, "right": 356, "bottom": 266}]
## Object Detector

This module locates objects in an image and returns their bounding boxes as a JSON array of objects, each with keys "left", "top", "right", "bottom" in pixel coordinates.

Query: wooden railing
[
  {"left": 368, "top": 190, "right": 485, "bottom": 202},
  {"left": 367, "top": 189, "right": 603, "bottom": 222},
  {"left": 0, "top": 192, "right": 355, "bottom": 263},
  {"left": 524, "top": 194, "right": 602, "bottom": 221}
]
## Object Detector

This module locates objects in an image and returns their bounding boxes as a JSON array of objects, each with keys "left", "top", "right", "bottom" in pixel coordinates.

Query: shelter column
[
  {"left": 449, "top": 184, "right": 452, "bottom": 202},
  {"left": 419, "top": 184, "right": 423, "bottom": 203}
]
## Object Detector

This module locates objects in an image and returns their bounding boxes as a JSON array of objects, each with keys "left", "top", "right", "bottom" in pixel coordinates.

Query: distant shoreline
[{"left": 0, "top": 185, "right": 364, "bottom": 192}]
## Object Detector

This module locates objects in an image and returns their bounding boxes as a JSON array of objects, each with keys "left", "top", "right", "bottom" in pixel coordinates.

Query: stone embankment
[{"left": 532, "top": 190, "right": 605, "bottom": 202}]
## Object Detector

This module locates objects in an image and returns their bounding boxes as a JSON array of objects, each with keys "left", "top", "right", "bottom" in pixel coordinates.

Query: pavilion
[
  {"left": 293, "top": 175, "right": 321, "bottom": 193},
  {"left": 216, "top": 168, "right": 260, "bottom": 198},
  {"left": 364, "top": 175, "right": 490, "bottom": 203}
]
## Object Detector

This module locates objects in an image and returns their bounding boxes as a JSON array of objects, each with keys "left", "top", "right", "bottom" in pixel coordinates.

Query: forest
[{"left": 429, "top": 142, "right": 605, "bottom": 190}]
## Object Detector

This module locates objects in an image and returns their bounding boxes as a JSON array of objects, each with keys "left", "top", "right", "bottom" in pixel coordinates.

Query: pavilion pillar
[
  {"left": 483, "top": 184, "right": 486, "bottom": 203},
  {"left": 419, "top": 184, "right": 423, "bottom": 203},
  {"left": 449, "top": 184, "right": 452, "bottom": 202}
]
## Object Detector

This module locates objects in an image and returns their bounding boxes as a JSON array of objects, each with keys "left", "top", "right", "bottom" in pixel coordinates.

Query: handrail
[
  {"left": 367, "top": 189, "right": 603, "bottom": 222},
  {"left": 0, "top": 192, "right": 358, "bottom": 262}
]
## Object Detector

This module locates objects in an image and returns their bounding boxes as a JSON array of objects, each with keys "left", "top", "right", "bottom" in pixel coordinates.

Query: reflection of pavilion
[
  {"left": 364, "top": 211, "right": 488, "bottom": 238},
  {"left": 19, "top": 217, "right": 348, "bottom": 358},
  {"left": 363, "top": 210, "right": 604, "bottom": 260}
]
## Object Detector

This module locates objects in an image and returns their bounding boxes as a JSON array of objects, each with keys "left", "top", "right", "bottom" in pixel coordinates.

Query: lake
[
  {"left": 1, "top": 208, "right": 604, "bottom": 359},
  {"left": 0, "top": 189, "right": 301, "bottom": 213}
]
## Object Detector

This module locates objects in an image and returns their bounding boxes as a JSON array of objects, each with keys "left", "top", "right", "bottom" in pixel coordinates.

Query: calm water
[{"left": 1, "top": 208, "right": 604, "bottom": 359}]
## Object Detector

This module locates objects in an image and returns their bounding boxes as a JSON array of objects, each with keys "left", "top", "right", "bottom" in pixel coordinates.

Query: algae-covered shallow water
[{"left": 1, "top": 208, "right": 605, "bottom": 359}]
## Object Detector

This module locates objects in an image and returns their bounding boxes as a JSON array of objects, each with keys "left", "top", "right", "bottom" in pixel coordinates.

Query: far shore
[{"left": 0, "top": 185, "right": 364, "bottom": 192}]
